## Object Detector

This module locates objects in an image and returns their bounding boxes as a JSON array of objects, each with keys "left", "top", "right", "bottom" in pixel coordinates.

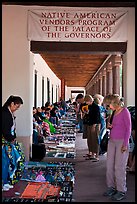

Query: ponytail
[{"left": 3, "top": 95, "right": 23, "bottom": 108}]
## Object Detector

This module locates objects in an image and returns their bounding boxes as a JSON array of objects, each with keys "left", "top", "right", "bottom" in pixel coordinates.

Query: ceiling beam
[
  {"left": 2, "top": 2, "right": 135, "bottom": 7},
  {"left": 31, "top": 41, "right": 127, "bottom": 54}
]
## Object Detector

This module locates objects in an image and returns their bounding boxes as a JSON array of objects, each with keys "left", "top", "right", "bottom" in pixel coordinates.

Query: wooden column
[
  {"left": 89, "top": 88, "right": 92, "bottom": 95},
  {"left": 96, "top": 76, "right": 99, "bottom": 94},
  {"left": 112, "top": 55, "right": 122, "bottom": 95},
  {"left": 91, "top": 83, "right": 95, "bottom": 96},
  {"left": 61, "top": 78, "right": 65, "bottom": 100},
  {"left": 102, "top": 68, "right": 107, "bottom": 97},
  {"left": 93, "top": 80, "right": 96, "bottom": 95},
  {"left": 106, "top": 62, "right": 113, "bottom": 94},
  {"left": 99, "top": 72, "right": 102, "bottom": 95}
]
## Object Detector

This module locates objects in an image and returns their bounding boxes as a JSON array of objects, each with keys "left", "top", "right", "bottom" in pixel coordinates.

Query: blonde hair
[
  {"left": 94, "top": 97, "right": 100, "bottom": 105},
  {"left": 103, "top": 94, "right": 114, "bottom": 106},
  {"left": 103, "top": 94, "right": 124, "bottom": 107},
  {"left": 84, "top": 94, "right": 93, "bottom": 103},
  {"left": 94, "top": 94, "right": 104, "bottom": 105}
]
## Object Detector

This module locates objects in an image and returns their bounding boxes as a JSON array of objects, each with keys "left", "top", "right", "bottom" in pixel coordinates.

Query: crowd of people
[
  {"left": 2, "top": 93, "right": 135, "bottom": 201},
  {"left": 74, "top": 92, "right": 135, "bottom": 201},
  {"left": 32, "top": 99, "right": 70, "bottom": 145},
  {"left": 74, "top": 93, "right": 108, "bottom": 161}
]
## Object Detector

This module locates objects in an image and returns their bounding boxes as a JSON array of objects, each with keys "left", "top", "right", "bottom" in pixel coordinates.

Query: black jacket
[
  {"left": 2, "top": 107, "right": 16, "bottom": 142},
  {"left": 86, "top": 102, "right": 101, "bottom": 125}
]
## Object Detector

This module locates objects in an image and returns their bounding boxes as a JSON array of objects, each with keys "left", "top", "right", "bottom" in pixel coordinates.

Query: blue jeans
[
  {"left": 98, "top": 125, "right": 107, "bottom": 145},
  {"left": 2, "top": 145, "right": 10, "bottom": 184},
  {"left": 79, "top": 118, "right": 83, "bottom": 132}
]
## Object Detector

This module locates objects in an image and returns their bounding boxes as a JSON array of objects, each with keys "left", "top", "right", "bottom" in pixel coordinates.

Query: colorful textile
[
  {"left": 43, "top": 119, "right": 56, "bottom": 133},
  {"left": 2, "top": 137, "right": 25, "bottom": 185},
  {"left": 21, "top": 182, "right": 61, "bottom": 199},
  {"left": 35, "top": 172, "right": 46, "bottom": 182}
]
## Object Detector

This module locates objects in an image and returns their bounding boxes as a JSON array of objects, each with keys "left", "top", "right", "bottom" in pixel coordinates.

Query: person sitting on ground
[
  {"left": 41, "top": 106, "right": 46, "bottom": 118},
  {"left": 59, "top": 97, "right": 68, "bottom": 115},
  {"left": 45, "top": 101, "right": 53, "bottom": 110},
  {"left": 49, "top": 106, "right": 59, "bottom": 126},
  {"left": 43, "top": 110, "right": 56, "bottom": 134},
  {"left": 33, "top": 107, "right": 43, "bottom": 125},
  {"left": 36, "top": 107, "right": 46, "bottom": 120}
]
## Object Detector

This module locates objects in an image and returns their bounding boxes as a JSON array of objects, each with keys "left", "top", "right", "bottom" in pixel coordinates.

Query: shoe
[
  {"left": 103, "top": 187, "right": 117, "bottom": 196},
  {"left": 2, "top": 186, "right": 9, "bottom": 191},
  {"left": 99, "top": 151, "right": 106, "bottom": 155},
  {"left": 83, "top": 154, "right": 92, "bottom": 158},
  {"left": 78, "top": 131, "right": 83, "bottom": 133},
  {"left": 111, "top": 191, "right": 125, "bottom": 201},
  {"left": 85, "top": 155, "right": 96, "bottom": 160},
  {"left": 3, "top": 184, "right": 14, "bottom": 189},
  {"left": 92, "top": 157, "right": 99, "bottom": 162}
]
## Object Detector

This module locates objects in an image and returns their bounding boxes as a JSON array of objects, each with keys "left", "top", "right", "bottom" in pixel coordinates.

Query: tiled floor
[{"left": 72, "top": 133, "right": 135, "bottom": 202}]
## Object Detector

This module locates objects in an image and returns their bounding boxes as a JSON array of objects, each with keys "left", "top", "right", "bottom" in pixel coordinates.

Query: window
[
  {"left": 52, "top": 84, "right": 53, "bottom": 104},
  {"left": 47, "top": 77, "right": 50, "bottom": 102},
  {"left": 34, "top": 70, "right": 37, "bottom": 107},
  {"left": 42, "top": 76, "right": 44, "bottom": 106},
  {"left": 71, "top": 90, "right": 84, "bottom": 100},
  {"left": 56, "top": 85, "right": 58, "bottom": 102}
]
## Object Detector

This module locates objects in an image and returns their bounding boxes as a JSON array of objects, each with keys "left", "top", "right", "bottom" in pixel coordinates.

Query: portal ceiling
[
  {"left": 41, "top": 53, "right": 108, "bottom": 87},
  {"left": 31, "top": 41, "right": 127, "bottom": 87}
]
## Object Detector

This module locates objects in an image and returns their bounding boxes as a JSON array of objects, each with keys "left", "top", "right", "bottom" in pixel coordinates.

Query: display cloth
[
  {"left": 20, "top": 181, "right": 61, "bottom": 200},
  {"left": 2, "top": 161, "right": 75, "bottom": 202}
]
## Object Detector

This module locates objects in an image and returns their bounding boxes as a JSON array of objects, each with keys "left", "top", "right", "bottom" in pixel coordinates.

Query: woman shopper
[
  {"left": 2, "top": 95, "right": 25, "bottom": 191},
  {"left": 75, "top": 94, "right": 85, "bottom": 133},
  {"left": 103, "top": 94, "right": 131, "bottom": 201},
  {"left": 84, "top": 94, "right": 101, "bottom": 161},
  {"left": 82, "top": 94, "right": 94, "bottom": 158},
  {"left": 93, "top": 94, "right": 108, "bottom": 155}
]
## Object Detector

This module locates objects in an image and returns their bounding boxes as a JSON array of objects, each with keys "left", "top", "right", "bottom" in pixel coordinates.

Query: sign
[{"left": 28, "top": 7, "right": 128, "bottom": 42}]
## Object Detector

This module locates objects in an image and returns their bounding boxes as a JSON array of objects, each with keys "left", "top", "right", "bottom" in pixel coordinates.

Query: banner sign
[{"left": 28, "top": 7, "right": 128, "bottom": 42}]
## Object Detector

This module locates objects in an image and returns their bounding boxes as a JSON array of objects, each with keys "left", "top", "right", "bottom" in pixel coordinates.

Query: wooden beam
[
  {"left": 31, "top": 41, "right": 127, "bottom": 54},
  {"left": 2, "top": 2, "right": 135, "bottom": 7}
]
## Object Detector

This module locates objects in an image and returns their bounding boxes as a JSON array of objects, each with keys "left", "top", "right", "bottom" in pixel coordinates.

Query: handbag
[
  {"left": 100, "top": 130, "right": 109, "bottom": 152},
  {"left": 100, "top": 110, "right": 115, "bottom": 153}
]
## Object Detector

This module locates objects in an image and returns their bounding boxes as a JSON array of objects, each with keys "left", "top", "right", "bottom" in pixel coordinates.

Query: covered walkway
[{"left": 72, "top": 133, "right": 135, "bottom": 202}]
